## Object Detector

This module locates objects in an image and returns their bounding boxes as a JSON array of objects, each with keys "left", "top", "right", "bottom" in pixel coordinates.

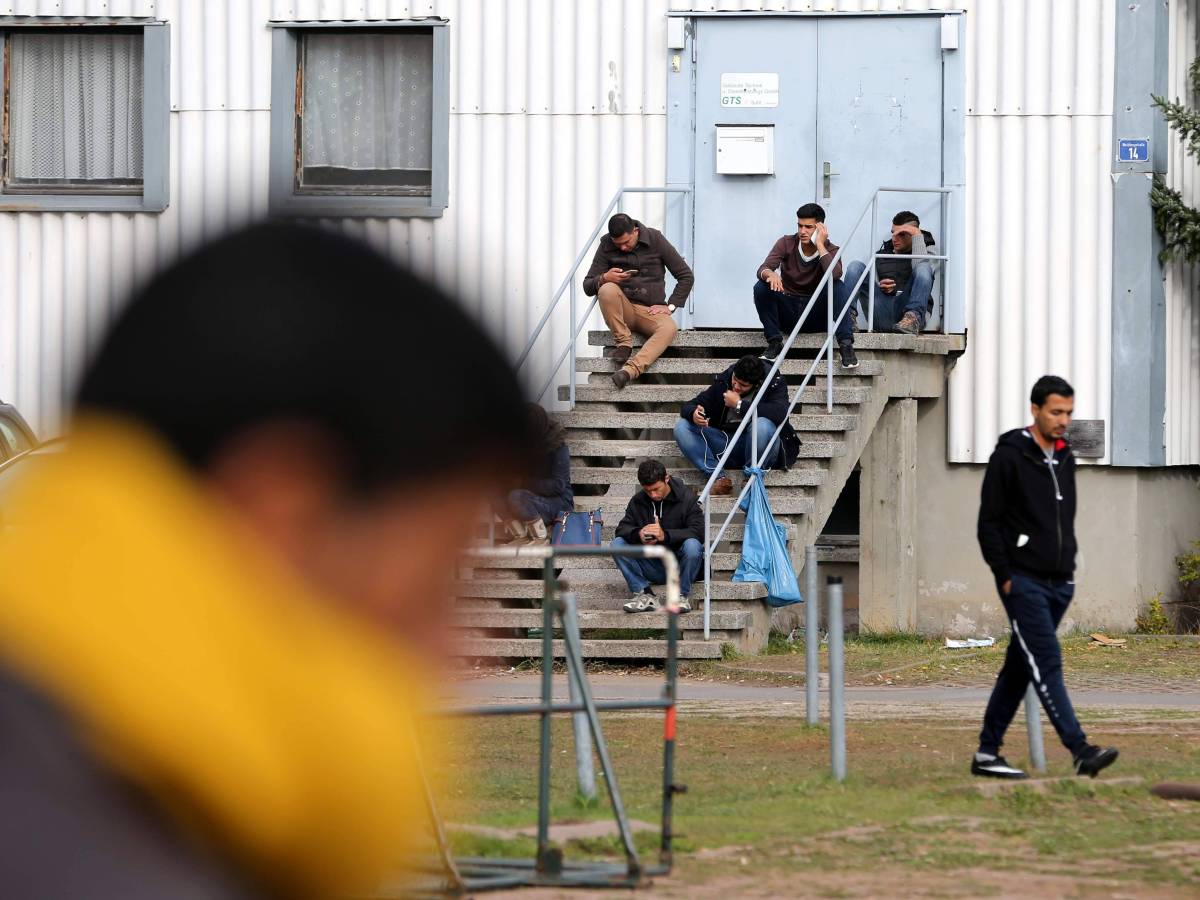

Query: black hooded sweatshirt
[
  {"left": 679, "top": 364, "right": 801, "bottom": 469},
  {"left": 615, "top": 478, "right": 704, "bottom": 549},
  {"left": 977, "top": 427, "right": 1077, "bottom": 586}
]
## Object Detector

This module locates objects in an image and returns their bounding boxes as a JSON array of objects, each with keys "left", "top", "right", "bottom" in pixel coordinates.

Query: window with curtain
[
  {"left": 299, "top": 31, "right": 434, "bottom": 195},
  {"left": 4, "top": 30, "right": 145, "bottom": 192}
]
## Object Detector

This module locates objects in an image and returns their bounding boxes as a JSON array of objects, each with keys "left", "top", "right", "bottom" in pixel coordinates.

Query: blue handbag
[
  {"left": 732, "top": 469, "right": 802, "bottom": 607},
  {"left": 552, "top": 508, "right": 603, "bottom": 546}
]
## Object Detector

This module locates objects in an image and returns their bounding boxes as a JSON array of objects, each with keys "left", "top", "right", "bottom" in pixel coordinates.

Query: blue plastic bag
[{"left": 732, "top": 468, "right": 802, "bottom": 607}]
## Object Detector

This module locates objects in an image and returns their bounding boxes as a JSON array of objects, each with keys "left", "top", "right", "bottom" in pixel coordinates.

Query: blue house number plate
[{"left": 1118, "top": 139, "right": 1149, "bottom": 163}]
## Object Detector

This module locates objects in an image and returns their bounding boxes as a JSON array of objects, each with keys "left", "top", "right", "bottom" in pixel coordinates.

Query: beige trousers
[{"left": 596, "top": 283, "right": 678, "bottom": 379}]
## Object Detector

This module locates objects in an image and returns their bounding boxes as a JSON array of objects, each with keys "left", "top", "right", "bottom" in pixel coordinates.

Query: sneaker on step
[
  {"left": 838, "top": 340, "right": 859, "bottom": 369},
  {"left": 970, "top": 752, "right": 1028, "bottom": 780},
  {"left": 759, "top": 337, "right": 784, "bottom": 362},
  {"left": 711, "top": 475, "right": 733, "bottom": 496},
  {"left": 671, "top": 595, "right": 692, "bottom": 614},
  {"left": 895, "top": 311, "right": 921, "bottom": 335},
  {"left": 622, "top": 590, "right": 659, "bottom": 614},
  {"left": 611, "top": 344, "right": 633, "bottom": 365},
  {"left": 1074, "top": 744, "right": 1119, "bottom": 778},
  {"left": 611, "top": 369, "right": 631, "bottom": 390}
]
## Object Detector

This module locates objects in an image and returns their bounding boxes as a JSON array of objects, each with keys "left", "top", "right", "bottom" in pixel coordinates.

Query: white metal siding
[
  {"left": 1165, "top": 0, "right": 1200, "bottom": 466},
  {"left": 0, "top": 0, "right": 1178, "bottom": 469}
]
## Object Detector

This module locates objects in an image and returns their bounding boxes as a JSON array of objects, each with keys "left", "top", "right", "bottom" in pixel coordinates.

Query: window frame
[
  {"left": 268, "top": 20, "right": 450, "bottom": 219},
  {"left": 0, "top": 20, "right": 169, "bottom": 213}
]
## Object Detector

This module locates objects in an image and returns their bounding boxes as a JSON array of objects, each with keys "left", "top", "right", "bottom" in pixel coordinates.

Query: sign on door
[{"left": 720, "top": 73, "right": 779, "bottom": 108}]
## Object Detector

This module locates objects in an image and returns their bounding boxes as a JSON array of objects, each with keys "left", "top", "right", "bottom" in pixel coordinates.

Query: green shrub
[{"left": 1135, "top": 593, "right": 1173, "bottom": 635}]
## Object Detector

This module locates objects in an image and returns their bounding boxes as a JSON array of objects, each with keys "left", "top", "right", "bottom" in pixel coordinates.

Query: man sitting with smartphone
[
  {"left": 844, "top": 210, "right": 937, "bottom": 335},
  {"left": 611, "top": 460, "right": 704, "bottom": 613},
  {"left": 583, "top": 213, "right": 695, "bottom": 390},
  {"left": 673, "top": 355, "right": 801, "bottom": 496}
]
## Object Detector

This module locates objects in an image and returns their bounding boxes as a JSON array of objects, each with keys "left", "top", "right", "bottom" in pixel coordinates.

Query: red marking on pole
[{"left": 664, "top": 705, "right": 677, "bottom": 741}]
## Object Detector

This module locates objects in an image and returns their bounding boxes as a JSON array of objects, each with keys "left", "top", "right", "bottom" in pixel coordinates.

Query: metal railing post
[
  {"left": 569, "top": 279, "right": 578, "bottom": 407},
  {"left": 826, "top": 279, "right": 835, "bottom": 412},
  {"left": 751, "top": 407, "right": 758, "bottom": 464},
  {"left": 536, "top": 557, "right": 556, "bottom": 871},
  {"left": 805, "top": 544, "right": 819, "bottom": 725},
  {"left": 827, "top": 576, "right": 846, "bottom": 782},
  {"left": 868, "top": 192, "right": 878, "bottom": 332},
  {"left": 562, "top": 591, "right": 596, "bottom": 802},
  {"left": 1025, "top": 684, "right": 1047, "bottom": 773},
  {"left": 703, "top": 501, "right": 711, "bottom": 640}
]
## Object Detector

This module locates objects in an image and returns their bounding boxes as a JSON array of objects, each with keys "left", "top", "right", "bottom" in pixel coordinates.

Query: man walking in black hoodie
[{"left": 974, "top": 376, "right": 1118, "bottom": 780}]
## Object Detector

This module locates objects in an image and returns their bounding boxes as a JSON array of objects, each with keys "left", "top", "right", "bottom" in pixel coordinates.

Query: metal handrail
[
  {"left": 697, "top": 186, "right": 955, "bottom": 638},
  {"left": 516, "top": 185, "right": 693, "bottom": 405}
]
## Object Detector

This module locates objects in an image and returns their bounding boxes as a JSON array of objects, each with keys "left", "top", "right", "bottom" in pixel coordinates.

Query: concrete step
[
  {"left": 568, "top": 438, "right": 845, "bottom": 460},
  {"left": 455, "top": 579, "right": 767, "bottom": 601},
  {"left": 452, "top": 609, "right": 749, "bottom": 631},
  {"left": 462, "top": 546, "right": 840, "bottom": 571},
  {"left": 572, "top": 492, "right": 812, "bottom": 515},
  {"left": 569, "top": 465, "right": 826, "bottom": 486},
  {"left": 563, "top": 385, "right": 871, "bottom": 405},
  {"left": 587, "top": 330, "right": 966, "bottom": 354},
  {"left": 555, "top": 411, "right": 858, "bottom": 433},
  {"left": 580, "top": 357, "right": 882, "bottom": 377},
  {"left": 454, "top": 638, "right": 724, "bottom": 660}
]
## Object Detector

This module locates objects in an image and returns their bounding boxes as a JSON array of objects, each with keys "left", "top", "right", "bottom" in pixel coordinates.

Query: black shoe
[
  {"left": 611, "top": 369, "right": 631, "bottom": 390},
  {"left": 611, "top": 344, "right": 633, "bottom": 365},
  {"left": 971, "top": 752, "right": 1029, "bottom": 780},
  {"left": 838, "top": 340, "right": 859, "bottom": 369},
  {"left": 760, "top": 337, "right": 784, "bottom": 362},
  {"left": 1074, "top": 744, "right": 1118, "bottom": 778}
]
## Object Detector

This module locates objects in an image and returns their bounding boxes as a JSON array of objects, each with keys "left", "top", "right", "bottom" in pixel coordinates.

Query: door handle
[{"left": 823, "top": 161, "right": 839, "bottom": 199}]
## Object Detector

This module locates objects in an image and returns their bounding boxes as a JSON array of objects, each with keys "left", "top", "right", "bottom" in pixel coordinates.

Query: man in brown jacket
[
  {"left": 754, "top": 202, "right": 858, "bottom": 369},
  {"left": 583, "top": 213, "right": 695, "bottom": 389}
]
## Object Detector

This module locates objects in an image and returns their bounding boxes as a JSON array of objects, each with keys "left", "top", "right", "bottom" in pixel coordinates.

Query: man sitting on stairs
[
  {"left": 674, "top": 355, "right": 801, "bottom": 496},
  {"left": 582, "top": 213, "right": 695, "bottom": 390},
  {"left": 753, "top": 202, "right": 858, "bottom": 369},
  {"left": 843, "top": 210, "right": 938, "bottom": 335},
  {"left": 612, "top": 460, "right": 703, "bottom": 614},
  {"left": 500, "top": 404, "right": 573, "bottom": 546}
]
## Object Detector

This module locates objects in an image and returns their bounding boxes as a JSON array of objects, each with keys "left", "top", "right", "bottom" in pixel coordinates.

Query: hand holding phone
[{"left": 692, "top": 405, "right": 709, "bottom": 426}]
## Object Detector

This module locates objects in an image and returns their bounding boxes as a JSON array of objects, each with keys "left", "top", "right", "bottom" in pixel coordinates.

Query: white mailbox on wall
[{"left": 715, "top": 125, "right": 775, "bottom": 175}]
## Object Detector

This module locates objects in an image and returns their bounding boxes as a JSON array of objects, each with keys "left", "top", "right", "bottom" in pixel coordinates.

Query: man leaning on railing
[
  {"left": 582, "top": 213, "right": 695, "bottom": 391},
  {"left": 844, "top": 210, "right": 937, "bottom": 335}
]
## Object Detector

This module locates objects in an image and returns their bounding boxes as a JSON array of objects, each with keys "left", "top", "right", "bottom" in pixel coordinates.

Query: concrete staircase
[{"left": 456, "top": 329, "right": 964, "bottom": 660}]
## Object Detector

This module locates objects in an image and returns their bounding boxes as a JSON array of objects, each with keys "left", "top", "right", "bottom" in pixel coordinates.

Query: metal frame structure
[
  {"left": 696, "top": 186, "right": 955, "bottom": 639},
  {"left": 419, "top": 544, "right": 685, "bottom": 895}
]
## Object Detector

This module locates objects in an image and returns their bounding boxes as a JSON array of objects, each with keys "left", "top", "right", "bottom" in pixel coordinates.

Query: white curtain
[
  {"left": 9, "top": 32, "right": 144, "bottom": 182},
  {"left": 302, "top": 33, "right": 433, "bottom": 175}
]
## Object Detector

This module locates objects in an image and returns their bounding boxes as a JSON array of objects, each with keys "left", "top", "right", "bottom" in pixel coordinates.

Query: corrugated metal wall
[
  {"left": 2, "top": 0, "right": 1192, "bottom": 467},
  {"left": 1165, "top": 0, "right": 1200, "bottom": 466}
]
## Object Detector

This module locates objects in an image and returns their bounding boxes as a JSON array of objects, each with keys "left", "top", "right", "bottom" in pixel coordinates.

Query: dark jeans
[
  {"left": 610, "top": 535, "right": 703, "bottom": 598},
  {"left": 506, "top": 489, "right": 564, "bottom": 525},
  {"left": 978, "top": 573, "right": 1088, "bottom": 756},
  {"left": 844, "top": 260, "right": 934, "bottom": 331},
  {"left": 752, "top": 279, "right": 854, "bottom": 345},
  {"left": 673, "top": 418, "right": 780, "bottom": 479}
]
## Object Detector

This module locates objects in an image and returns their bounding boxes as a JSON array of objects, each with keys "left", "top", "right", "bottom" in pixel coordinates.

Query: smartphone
[{"left": 622, "top": 268, "right": 639, "bottom": 274}]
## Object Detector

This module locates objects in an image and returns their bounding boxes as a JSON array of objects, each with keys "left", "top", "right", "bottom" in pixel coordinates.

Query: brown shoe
[
  {"left": 895, "top": 311, "right": 921, "bottom": 335},
  {"left": 611, "top": 369, "right": 631, "bottom": 390},
  {"left": 611, "top": 344, "right": 633, "bottom": 365},
  {"left": 711, "top": 476, "right": 733, "bottom": 496}
]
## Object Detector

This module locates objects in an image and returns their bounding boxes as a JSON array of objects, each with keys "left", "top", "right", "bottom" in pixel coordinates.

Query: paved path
[{"left": 450, "top": 672, "right": 1200, "bottom": 719}]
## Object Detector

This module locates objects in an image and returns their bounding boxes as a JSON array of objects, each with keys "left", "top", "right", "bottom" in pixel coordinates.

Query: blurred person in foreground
[{"left": 0, "top": 224, "right": 535, "bottom": 898}]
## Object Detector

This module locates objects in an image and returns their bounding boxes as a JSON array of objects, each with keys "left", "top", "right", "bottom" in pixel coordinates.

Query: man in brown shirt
[
  {"left": 754, "top": 203, "right": 858, "bottom": 369},
  {"left": 583, "top": 214, "right": 695, "bottom": 389}
]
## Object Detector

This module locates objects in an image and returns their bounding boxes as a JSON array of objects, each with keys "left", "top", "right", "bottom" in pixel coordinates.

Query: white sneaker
[{"left": 622, "top": 592, "right": 660, "bottom": 614}]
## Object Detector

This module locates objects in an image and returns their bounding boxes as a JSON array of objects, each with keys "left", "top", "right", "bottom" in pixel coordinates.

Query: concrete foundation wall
[{"left": 913, "top": 393, "right": 1200, "bottom": 636}]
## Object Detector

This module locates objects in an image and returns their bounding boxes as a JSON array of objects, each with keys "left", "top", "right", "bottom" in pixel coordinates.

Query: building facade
[{"left": 1, "top": 0, "right": 1197, "bottom": 630}]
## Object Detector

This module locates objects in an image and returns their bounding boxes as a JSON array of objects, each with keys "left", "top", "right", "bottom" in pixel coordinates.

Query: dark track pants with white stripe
[{"left": 978, "top": 573, "right": 1088, "bottom": 756}]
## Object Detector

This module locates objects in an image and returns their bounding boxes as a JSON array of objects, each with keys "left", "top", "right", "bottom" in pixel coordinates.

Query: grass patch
[{"left": 439, "top": 713, "right": 1200, "bottom": 890}]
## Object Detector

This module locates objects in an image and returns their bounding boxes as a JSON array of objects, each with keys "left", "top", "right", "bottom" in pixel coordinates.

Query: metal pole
[
  {"left": 868, "top": 193, "right": 878, "bottom": 332},
  {"left": 805, "top": 544, "right": 819, "bottom": 725},
  {"left": 1024, "top": 684, "right": 1047, "bottom": 773},
  {"left": 751, "top": 407, "right": 758, "bottom": 464},
  {"left": 535, "top": 558, "right": 556, "bottom": 871},
  {"left": 569, "top": 279, "right": 577, "bottom": 407},
  {"left": 703, "top": 501, "right": 711, "bottom": 640},
  {"left": 826, "top": 280, "right": 835, "bottom": 412},
  {"left": 659, "top": 609, "right": 680, "bottom": 869},
  {"left": 827, "top": 576, "right": 846, "bottom": 782},
  {"left": 562, "top": 592, "right": 596, "bottom": 802}
]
